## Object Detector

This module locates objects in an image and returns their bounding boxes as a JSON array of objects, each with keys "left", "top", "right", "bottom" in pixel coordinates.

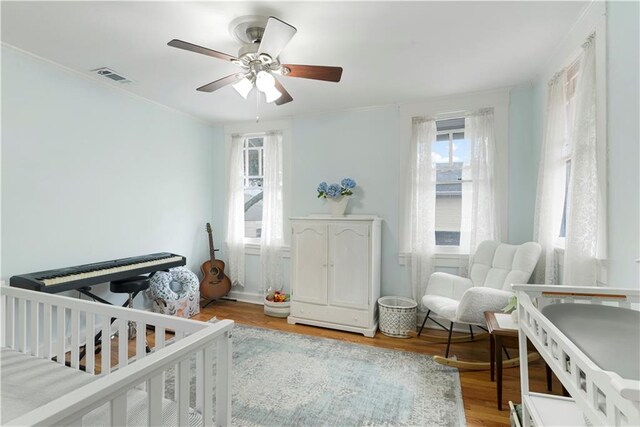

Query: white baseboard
[{"left": 226, "top": 290, "right": 264, "bottom": 305}]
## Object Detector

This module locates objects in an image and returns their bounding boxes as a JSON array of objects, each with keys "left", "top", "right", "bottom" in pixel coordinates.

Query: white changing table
[{"left": 514, "top": 285, "right": 640, "bottom": 427}]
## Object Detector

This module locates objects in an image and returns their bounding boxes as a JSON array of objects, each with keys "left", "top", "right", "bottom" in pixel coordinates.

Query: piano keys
[{"left": 9, "top": 252, "right": 186, "bottom": 293}]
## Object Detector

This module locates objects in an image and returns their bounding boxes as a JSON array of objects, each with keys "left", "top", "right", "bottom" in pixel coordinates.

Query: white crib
[
  {"left": 515, "top": 284, "right": 640, "bottom": 426},
  {"left": 1, "top": 285, "right": 233, "bottom": 426}
]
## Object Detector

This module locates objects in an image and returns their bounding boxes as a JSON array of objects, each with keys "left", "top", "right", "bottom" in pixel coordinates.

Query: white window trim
[
  {"left": 397, "top": 88, "right": 510, "bottom": 258},
  {"left": 224, "top": 119, "right": 292, "bottom": 250}
]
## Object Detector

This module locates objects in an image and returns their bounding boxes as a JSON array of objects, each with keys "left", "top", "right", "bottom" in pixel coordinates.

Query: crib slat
[
  {"left": 156, "top": 326, "right": 165, "bottom": 349},
  {"left": 196, "top": 350, "right": 204, "bottom": 412},
  {"left": 173, "top": 363, "right": 180, "bottom": 401},
  {"left": 174, "top": 329, "right": 186, "bottom": 401},
  {"left": 178, "top": 359, "right": 190, "bottom": 426},
  {"left": 86, "top": 313, "right": 95, "bottom": 374},
  {"left": 216, "top": 331, "right": 232, "bottom": 427},
  {"left": 43, "top": 303, "right": 52, "bottom": 358},
  {"left": 203, "top": 346, "right": 214, "bottom": 427},
  {"left": 6, "top": 296, "right": 14, "bottom": 349},
  {"left": 136, "top": 321, "right": 146, "bottom": 361},
  {"left": 70, "top": 309, "right": 80, "bottom": 369},
  {"left": 156, "top": 326, "right": 166, "bottom": 396},
  {"left": 110, "top": 394, "right": 127, "bottom": 426},
  {"left": 118, "top": 318, "right": 128, "bottom": 368},
  {"left": 101, "top": 314, "right": 111, "bottom": 374},
  {"left": 148, "top": 374, "right": 163, "bottom": 426},
  {"left": 30, "top": 300, "right": 39, "bottom": 356},
  {"left": 17, "top": 298, "right": 26, "bottom": 352},
  {"left": 56, "top": 306, "right": 66, "bottom": 365}
]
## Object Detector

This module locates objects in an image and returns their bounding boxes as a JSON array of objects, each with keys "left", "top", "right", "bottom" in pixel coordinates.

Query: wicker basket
[
  {"left": 377, "top": 296, "right": 417, "bottom": 338},
  {"left": 264, "top": 299, "right": 291, "bottom": 318}
]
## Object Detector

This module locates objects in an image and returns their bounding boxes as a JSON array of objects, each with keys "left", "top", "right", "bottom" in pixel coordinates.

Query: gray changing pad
[{"left": 541, "top": 303, "right": 640, "bottom": 381}]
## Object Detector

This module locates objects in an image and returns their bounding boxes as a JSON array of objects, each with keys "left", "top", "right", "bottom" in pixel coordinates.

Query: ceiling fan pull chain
[{"left": 256, "top": 89, "right": 260, "bottom": 123}]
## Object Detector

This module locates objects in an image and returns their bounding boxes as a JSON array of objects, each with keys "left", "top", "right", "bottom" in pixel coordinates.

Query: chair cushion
[
  {"left": 469, "top": 241, "right": 541, "bottom": 290},
  {"left": 422, "top": 295, "right": 459, "bottom": 322}
]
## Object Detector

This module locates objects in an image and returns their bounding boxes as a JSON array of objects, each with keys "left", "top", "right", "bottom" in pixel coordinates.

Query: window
[
  {"left": 433, "top": 118, "right": 471, "bottom": 246},
  {"left": 243, "top": 136, "right": 264, "bottom": 239},
  {"left": 559, "top": 60, "right": 580, "bottom": 240},
  {"left": 225, "top": 120, "right": 291, "bottom": 254}
]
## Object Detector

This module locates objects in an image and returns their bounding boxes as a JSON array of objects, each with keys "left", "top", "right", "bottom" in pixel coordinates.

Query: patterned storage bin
[
  {"left": 148, "top": 267, "right": 200, "bottom": 319},
  {"left": 152, "top": 295, "right": 199, "bottom": 318},
  {"left": 378, "top": 296, "right": 417, "bottom": 338}
]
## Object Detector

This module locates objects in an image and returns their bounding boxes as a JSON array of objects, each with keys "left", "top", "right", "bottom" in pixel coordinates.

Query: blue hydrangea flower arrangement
[{"left": 317, "top": 178, "right": 357, "bottom": 199}]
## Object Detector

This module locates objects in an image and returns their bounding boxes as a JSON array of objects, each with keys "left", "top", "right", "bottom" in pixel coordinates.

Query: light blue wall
[
  {"left": 1, "top": 44, "right": 549, "bottom": 302},
  {"left": 292, "top": 106, "right": 407, "bottom": 297},
  {"left": 210, "top": 124, "right": 227, "bottom": 257},
  {"left": 508, "top": 85, "right": 537, "bottom": 244},
  {"left": 607, "top": 1, "right": 640, "bottom": 287},
  {"left": 229, "top": 97, "right": 537, "bottom": 300},
  {"left": 1, "top": 47, "right": 222, "bottom": 303}
]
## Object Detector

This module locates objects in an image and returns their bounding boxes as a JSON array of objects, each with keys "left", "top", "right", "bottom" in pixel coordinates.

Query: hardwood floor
[{"left": 193, "top": 300, "right": 564, "bottom": 427}]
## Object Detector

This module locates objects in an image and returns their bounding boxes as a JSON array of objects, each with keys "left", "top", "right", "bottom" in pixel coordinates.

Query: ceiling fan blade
[
  {"left": 273, "top": 78, "right": 293, "bottom": 106},
  {"left": 282, "top": 64, "right": 343, "bottom": 82},
  {"left": 168, "top": 39, "right": 237, "bottom": 62},
  {"left": 257, "top": 17, "right": 297, "bottom": 60},
  {"left": 196, "top": 74, "right": 240, "bottom": 93}
]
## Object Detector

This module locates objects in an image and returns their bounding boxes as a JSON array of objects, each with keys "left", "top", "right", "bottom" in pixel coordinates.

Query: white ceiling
[{"left": 1, "top": 1, "right": 586, "bottom": 124}]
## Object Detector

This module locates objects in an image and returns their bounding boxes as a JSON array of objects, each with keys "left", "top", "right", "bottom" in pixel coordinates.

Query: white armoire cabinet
[{"left": 287, "top": 215, "right": 381, "bottom": 337}]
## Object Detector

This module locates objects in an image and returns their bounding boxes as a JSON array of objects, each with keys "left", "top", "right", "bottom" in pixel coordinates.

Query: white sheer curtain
[
  {"left": 260, "top": 132, "right": 284, "bottom": 292},
  {"left": 225, "top": 135, "right": 246, "bottom": 287},
  {"left": 533, "top": 71, "right": 568, "bottom": 284},
  {"left": 408, "top": 118, "right": 437, "bottom": 301},
  {"left": 466, "top": 109, "right": 500, "bottom": 257},
  {"left": 564, "top": 35, "right": 604, "bottom": 286}
]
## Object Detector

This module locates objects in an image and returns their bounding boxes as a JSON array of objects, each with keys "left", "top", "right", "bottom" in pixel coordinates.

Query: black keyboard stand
[{"left": 76, "top": 287, "right": 151, "bottom": 368}]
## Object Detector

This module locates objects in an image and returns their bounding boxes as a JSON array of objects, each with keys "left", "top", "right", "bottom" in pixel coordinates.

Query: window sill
[
  {"left": 398, "top": 251, "right": 469, "bottom": 267},
  {"left": 243, "top": 243, "right": 291, "bottom": 258}
]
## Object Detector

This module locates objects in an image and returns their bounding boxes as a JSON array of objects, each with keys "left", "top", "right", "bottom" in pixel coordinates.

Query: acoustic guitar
[{"left": 200, "top": 223, "right": 232, "bottom": 300}]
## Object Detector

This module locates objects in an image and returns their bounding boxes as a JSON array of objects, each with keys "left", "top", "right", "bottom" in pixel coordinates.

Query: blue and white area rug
[{"left": 224, "top": 325, "right": 466, "bottom": 426}]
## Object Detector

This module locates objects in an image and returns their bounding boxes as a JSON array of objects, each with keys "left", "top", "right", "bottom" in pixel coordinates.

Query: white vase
[
  {"left": 511, "top": 310, "right": 519, "bottom": 323},
  {"left": 329, "top": 196, "right": 349, "bottom": 216}
]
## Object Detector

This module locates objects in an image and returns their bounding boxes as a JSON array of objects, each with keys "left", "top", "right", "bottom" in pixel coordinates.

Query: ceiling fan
[{"left": 168, "top": 15, "right": 343, "bottom": 106}]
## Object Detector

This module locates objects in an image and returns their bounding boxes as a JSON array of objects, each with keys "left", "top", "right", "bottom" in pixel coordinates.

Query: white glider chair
[{"left": 417, "top": 240, "right": 541, "bottom": 358}]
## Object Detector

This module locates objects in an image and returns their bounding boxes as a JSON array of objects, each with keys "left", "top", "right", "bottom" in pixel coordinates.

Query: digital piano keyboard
[{"left": 9, "top": 252, "right": 186, "bottom": 293}]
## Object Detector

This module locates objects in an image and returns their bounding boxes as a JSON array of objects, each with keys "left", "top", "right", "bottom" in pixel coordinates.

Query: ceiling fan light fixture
[
  {"left": 232, "top": 77, "right": 254, "bottom": 99},
  {"left": 264, "top": 85, "right": 282, "bottom": 103},
  {"left": 169, "top": 15, "right": 339, "bottom": 107},
  {"left": 255, "top": 70, "right": 276, "bottom": 92}
]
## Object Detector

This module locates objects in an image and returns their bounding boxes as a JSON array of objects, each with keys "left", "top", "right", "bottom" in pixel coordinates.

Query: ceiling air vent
[{"left": 91, "top": 67, "right": 131, "bottom": 84}]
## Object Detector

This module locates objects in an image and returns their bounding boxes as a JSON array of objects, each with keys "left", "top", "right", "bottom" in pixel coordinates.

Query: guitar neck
[{"left": 208, "top": 231, "right": 216, "bottom": 263}]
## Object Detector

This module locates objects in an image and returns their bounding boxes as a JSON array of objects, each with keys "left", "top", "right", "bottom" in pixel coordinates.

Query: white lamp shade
[
  {"left": 263, "top": 85, "right": 282, "bottom": 103},
  {"left": 232, "top": 77, "right": 253, "bottom": 99},
  {"left": 255, "top": 71, "right": 276, "bottom": 92}
]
